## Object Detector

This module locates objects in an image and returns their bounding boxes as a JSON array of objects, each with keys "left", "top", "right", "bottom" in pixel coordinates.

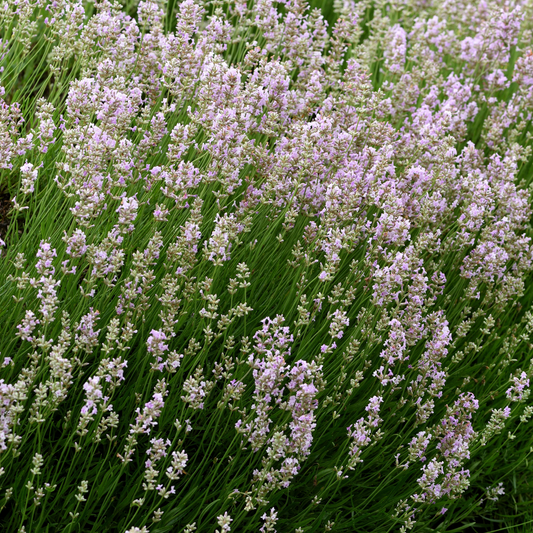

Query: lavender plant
[{"left": 0, "top": 0, "right": 533, "bottom": 531}]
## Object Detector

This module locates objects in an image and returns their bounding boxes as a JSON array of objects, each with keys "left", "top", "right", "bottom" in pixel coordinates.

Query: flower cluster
[{"left": 1, "top": 0, "right": 533, "bottom": 531}]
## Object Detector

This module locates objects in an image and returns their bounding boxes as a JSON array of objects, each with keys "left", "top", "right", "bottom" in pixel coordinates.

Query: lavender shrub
[{"left": 0, "top": 0, "right": 533, "bottom": 531}]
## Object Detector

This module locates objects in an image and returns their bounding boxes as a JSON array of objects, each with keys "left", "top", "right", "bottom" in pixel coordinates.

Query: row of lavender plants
[{"left": 1, "top": 0, "right": 533, "bottom": 531}]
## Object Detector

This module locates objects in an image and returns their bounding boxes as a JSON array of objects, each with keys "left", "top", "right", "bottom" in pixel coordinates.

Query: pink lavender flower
[
  {"left": 116, "top": 194, "right": 139, "bottom": 233},
  {"left": 0, "top": 380, "right": 16, "bottom": 451},
  {"left": 506, "top": 372, "right": 530, "bottom": 402},
  {"left": 216, "top": 512, "right": 233, "bottom": 533},
  {"left": 74, "top": 308, "right": 101, "bottom": 354},
  {"left": 63, "top": 229, "right": 88, "bottom": 257},
  {"left": 16, "top": 310, "right": 40, "bottom": 343},
  {"left": 383, "top": 25, "right": 407, "bottom": 74},
  {"left": 80, "top": 376, "right": 104, "bottom": 417},
  {"left": 147, "top": 329, "right": 169, "bottom": 356},
  {"left": 36, "top": 240, "right": 57, "bottom": 276},
  {"left": 20, "top": 162, "right": 38, "bottom": 194}
]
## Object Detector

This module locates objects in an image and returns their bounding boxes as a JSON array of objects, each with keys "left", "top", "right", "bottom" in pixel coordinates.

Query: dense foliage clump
[{"left": 0, "top": 0, "right": 533, "bottom": 531}]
